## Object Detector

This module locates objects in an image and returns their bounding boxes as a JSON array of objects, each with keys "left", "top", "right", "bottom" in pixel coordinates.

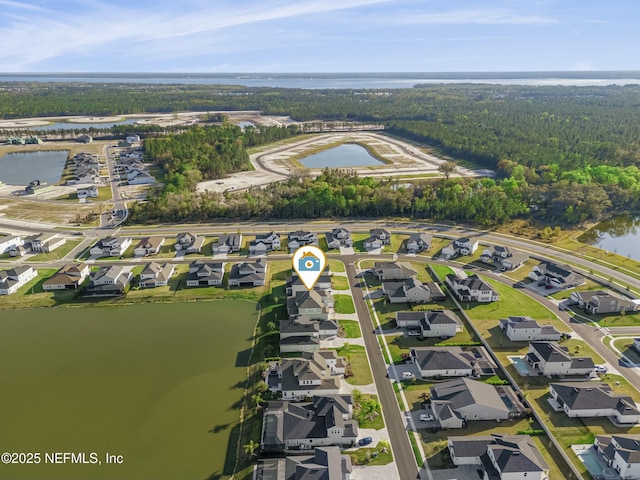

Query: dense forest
[{"left": 2, "top": 82, "right": 640, "bottom": 225}]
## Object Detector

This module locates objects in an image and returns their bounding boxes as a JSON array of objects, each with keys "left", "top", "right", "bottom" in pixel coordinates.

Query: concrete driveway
[
  {"left": 350, "top": 464, "right": 400, "bottom": 480},
  {"left": 430, "top": 464, "right": 482, "bottom": 480}
]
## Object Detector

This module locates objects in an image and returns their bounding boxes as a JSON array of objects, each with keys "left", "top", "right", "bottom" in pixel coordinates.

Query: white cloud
[{"left": 400, "top": 8, "right": 557, "bottom": 25}]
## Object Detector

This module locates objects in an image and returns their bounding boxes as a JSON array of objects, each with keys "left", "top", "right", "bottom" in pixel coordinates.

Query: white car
[
  {"left": 419, "top": 414, "right": 434, "bottom": 421},
  {"left": 595, "top": 365, "right": 609, "bottom": 373},
  {"left": 402, "top": 372, "right": 414, "bottom": 379}
]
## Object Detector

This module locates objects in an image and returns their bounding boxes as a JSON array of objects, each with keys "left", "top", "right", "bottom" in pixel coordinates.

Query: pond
[
  {"left": 31, "top": 118, "right": 140, "bottom": 131},
  {"left": 0, "top": 150, "right": 69, "bottom": 185},
  {"left": 300, "top": 143, "right": 385, "bottom": 168},
  {"left": 0, "top": 300, "right": 258, "bottom": 480},
  {"left": 579, "top": 215, "right": 640, "bottom": 261}
]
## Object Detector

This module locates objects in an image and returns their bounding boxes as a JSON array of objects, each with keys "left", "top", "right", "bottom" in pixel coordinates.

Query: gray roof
[
  {"left": 597, "top": 435, "right": 640, "bottom": 464},
  {"left": 551, "top": 382, "right": 640, "bottom": 414},
  {"left": 450, "top": 435, "right": 548, "bottom": 473},
  {"left": 430, "top": 378, "right": 509, "bottom": 414},
  {"left": 283, "top": 447, "right": 352, "bottom": 480},
  {"left": 412, "top": 347, "right": 475, "bottom": 372},
  {"left": 530, "top": 342, "right": 595, "bottom": 368},
  {"left": 448, "top": 273, "right": 495, "bottom": 293},
  {"left": 407, "top": 232, "right": 432, "bottom": 246}
]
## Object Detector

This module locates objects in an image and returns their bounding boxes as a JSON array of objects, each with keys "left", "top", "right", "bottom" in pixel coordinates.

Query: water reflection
[{"left": 579, "top": 215, "right": 640, "bottom": 260}]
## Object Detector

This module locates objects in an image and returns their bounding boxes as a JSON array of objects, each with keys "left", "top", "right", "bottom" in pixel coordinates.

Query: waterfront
[
  {"left": 31, "top": 119, "right": 140, "bottom": 131},
  {"left": 0, "top": 150, "right": 68, "bottom": 185},
  {"left": 0, "top": 301, "right": 258, "bottom": 480},
  {"left": 580, "top": 215, "right": 640, "bottom": 261},
  {"left": 300, "top": 143, "right": 384, "bottom": 168}
]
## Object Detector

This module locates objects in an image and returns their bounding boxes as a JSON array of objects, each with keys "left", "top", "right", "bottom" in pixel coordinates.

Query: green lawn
[
  {"left": 335, "top": 344, "right": 373, "bottom": 385},
  {"left": 384, "top": 331, "right": 478, "bottom": 364},
  {"left": 408, "top": 262, "right": 433, "bottom": 283},
  {"left": 318, "top": 235, "right": 330, "bottom": 252},
  {"left": 429, "top": 264, "right": 454, "bottom": 281},
  {"left": 338, "top": 320, "right": 362, "bottom": 338},
  {"left": 354, "top": 393, "right": 385, "bottom": 430},
  {"left": 384, "top": 234, "right": 409, "bottom": 253},
  {"left": 334, "top": 294, "right": 355, "bottom": 314},
  {"left": 550, "top": 278, "right": 605, "bottom": 300},
  {"left": 349, "top": 442, "right": 393, "bottom": 466},
  {"left": 331, "top": 275, "right": 350, "bottom": 290},
  {"left": 327, "top": 258, "right": 345, "bottom": 272},
  {"left": 29, "top": 239, "right": 82, "bottom": 261},
  {"left": 464, "top": 277, "right": 557, "bottom": 321},
  {"left": 575, "top": 310, "right": 640, "bottom": 327},
  {"left": 351, "top": 233, "right": 370, "bottom": 253},
  {"left": 612, "top": 337, "right": 640, "bottom": 364},
  {"left": 55, "top": 186, "right": 112, "bottom": 202},
  {"left": 0, "top": 268, "right": 73, "bottom": 309}
]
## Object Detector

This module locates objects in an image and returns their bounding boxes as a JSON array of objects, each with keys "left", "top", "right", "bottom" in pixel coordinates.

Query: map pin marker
[{"left": 292, "top": 245, "right": 327, "bottom": 290}]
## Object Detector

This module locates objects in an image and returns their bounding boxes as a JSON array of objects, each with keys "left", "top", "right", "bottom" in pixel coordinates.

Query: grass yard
[
  {"left": 464, "top": 277, "right": 557, "bottom": 321},
  {"left": 423, "top": 237, "right": 450, "bottom": 258},
  {"left": 348, "top": 442, "right": 393, "bottom": 466},
  {"left": 550, "top": 278, "right": 605, "bottom": 300},
  {"left": 327, "top": 258, "right": 345, "bottom": 272},
  {"left": 0, "top": 268, "right": 74, "bottom": 309},
  {"left": 331, "top": 275, "right": 350, "bottom": 290},
  {"left": 318, "top": 235, "right": 330, "bottom": 252},
  {"left": 338, "top": 320, "right": 362, "bottom": 338},
  {"left": 28, "top": 239, "right": 82, "bottom": 261},
  {"left": 335, "top": 344, "right": 373, "bottom": 385},
  {"left": 612, "top": 338, "right": 640, "bottom": 364},
  {"left": 334, "top": 294, "right": 356, "bottom": 314},
  {"left": 55, "top": 186, "right": 112, "bottom": 202},
  {"left": 150, "top": 238, "right": 177, "bottom": 258},
  {"left": 351, "top": 233, "right": 370, "bottom": 253},
  {"left": 429, "top": 264, "right": 454, "bottom": 281},
  {"left": 353, "top": 393, "right": 385, "bottom": 430},
  {"left": 502, "top": 259, "right": 539, "bottom": 282},
  {"left": 577, "top": 310, "right": 640, "bottom": 327},
  {"left": 384, "top": 234, "right": 409, "bottom": 253},
  {"left": 408, "top": 262, "right": 433, "bottom": 283},
  {"left": 383, "top": 330, "right": 478, "bottom": 364}
]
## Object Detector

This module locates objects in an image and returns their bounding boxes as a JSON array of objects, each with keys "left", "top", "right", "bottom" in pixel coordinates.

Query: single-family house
[
  {"left": 525, "top": 342, "right": 595, "bottom": 377},
  {"left": 325, "top": 228, "right": 352, "bottom": 249},
  {"left": 228, "top": 259, "right": 267, "bottom": 287},
  {"left": 406, "top": 232, "right": 432, "bottom": 254},
  {"left": 287, "top": 230, "right": 318, "bottom": 251},
  {"left": 128, "top": 171, "right": 155, "bottom": 185},
  {"left": 77, "top": 185, "right": 99, "bottom": 199},
  {"left": 186, "top": 261, "right": 224, "bottom": 287},
  {"left": 43, "top": 263, "right": 89, "bottom": 290},
  {"left": 257, "top": 447, "right": 352, "bottom": 480},
  {"left": 212, "top": 234, "right": 242, "bottom": 254},
  {"left": 249, "top": 231, "right": 281, "bottom": 255},
  {"left": 74, "top": 166, "right": 99, "bottom": 184},
  {"left": 479, "top": 245, "right": 529, "bottom": 271},
  {"left": 594, "top": 435, "right": 640, "bottom": 480},
  {"left": 139, "top": 262, "right": 175, "bottom": 288},
  {"left": 133, "top": 236, "right": 165, "bottom": 256},
  {"left": 30, "top": 233, "right": 66, "bottom": 253},
  {"left": 549, "top": 382, "right": 640, "bottom": 424},
  {"left": 448, "top": 434, "right": 549, "bottom": 480},
  {"left": 286, "top": 269, "right": 331, "bottom": 296},
  {"left": 279, "top": 319, "right": 322, "bottom": 353},
  {"left": 570, "top": 290, "right": 638, "bottom": 315},
  {"left": 373, "top": 261, "right": 417, "bottom": 281},
  {"left": 266, "top": 351, "right": 345, "bottom": 400},
  {"left": 529, "top": 262, "right": 585, "bottom": 289},
  {"left": 410, "top": 347, "right": 477, "bottom": 378},
  {"left": 395, "top": 309, "right": 462, "bottom": 337},
  {"left": 89, "top": 237, "right": 132, "bottom": 257},
  {"left": 382, "top": 278, "right": 445, "bottom": 304},
  {"left": 441, "top": 237, "right": 479, "bottom": 258},
  {"left": 84, "top": 265, "right": 132, "bottom": 296},
  {"left": 287, "top": 289, "right": 333, "bottom": 321},
  {"left": 126, "top": 135, "right": 141, "bottom": 143},
  {"left": 429, "top": 378, "right": 519, "bottom": 428},
  {"left": 363, "top": 228, "right": 391, "bottom": 250},
  {"left": 446, "top": 273, "right": 500, "bottom": 303},
  {"left": 0, "top": 235, "right": 24, "bottom": 254},
  {"left": 261, "top": 396, "right": 358, "bottom": 452},
  {"left": 0, "top": 266, "right": 38, "bottom": 295},
  {"left": 498, "top": 316, "right": 562, "bottom": 342},
  {"left": 174, "top": 232, "right": 205, "bottom": 254}
]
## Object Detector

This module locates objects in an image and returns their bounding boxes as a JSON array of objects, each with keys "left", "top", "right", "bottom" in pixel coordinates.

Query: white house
[
  {"left": 30, "top": 233, "right": 66, "bottom": 253},
  {"left": 325, "top": 228, "right": 352, "bottom": 249},
  {"left": 549, "top": 382, "right": 640, "bottom": 425},
  {"left": 186, "top": 261, "right": 224, "bottom": 287},
  {"left": 498, "top": 316, "right": 562, "bottom": 342},
  {"left": 448, "top": 434, "right": 549, "bottom": 480},
  {"left": 139, "top": 262, "right": 175, "bottom": 288},
  {"left": 42, "top": 264, "right": 90, "bottom": 290},
  {"left": 77, "top": 185, "right": 99, "bottom": 199},
  {"left": 410, "top": 347, "right": 477, "bottom": 378},
  {"left": 382, "top": 278, "right": 445, "bottom": 304},
  {"left": 0, "top": 235, "right": 23, "bottom": 254},
  {"left": 89, "top": 237, "right": 132, "bottom": 257},
  {"left": 479, "top": 245, "right": 529, "bottom": 271},
  {"left": 85, "top": 265, "right": 132, "bottom": 296},
  {"left": 446, "top": 273, "right": 499, "bottom": 303},
  {"left": 529, "top": 262, "right": 585, "bottom": 290},
  {"left": 287, "top": 231, "right": 318, "bottom": 251},
  {"left": 525, "top": 342, "right": 595, "bottom": 377},
  {"left": 441, "top": 237, "right": 479, "bottom": 258},
  {"left": 126, "top": 135, "right": 141, "bottom": 143},
  {"left": 249, "top": 231, "right": 281, "bottom": 255},
  {"left": 363, "top": 228, "right": 391, "bottom": 250},
  {"left": 406, "top": 232, "right": 432, "bottom": 254},
  {"left": 0, "top": 266, "right": 38, "bottom": 295},
  {"left": 133, "top": 236, "right": 165, "bottom": 256},
  {"left": 395, "top": 310, "right": 462, "bottom": 337},
  {"left": 595, "top": 435, "right": 640, "bottom": 480},
  {"left": 174, "top": 232, "right": 205, "bottom": 254},
  {"left": 213, "top": 234, "right": 242, "bottom": 254}
]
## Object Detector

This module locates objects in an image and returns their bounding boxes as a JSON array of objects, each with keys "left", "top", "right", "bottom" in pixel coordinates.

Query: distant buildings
[
  {"left": 529, "top": 262, "right": 585, "bottom": 290},
  {"left": 446, "top": 273, "right": 499, "bottom": 303},
  {"left": 441, "top": 237, "right": 479, "bottom": 258},
  {"left": 84, "top": 265, "right": 132, "bottom": 296},
  {"left": 395, "top": 310, "right": 462, "bottom": 337},
  {"left": 43, "top": 264, "right": 89, "bottom": 291},
  {"left": 407, "top": 232, "right": 432, "bottom": 254},
  {"left": 0, "top": 266, "right": 38, "bottom": 295},
  {"left": 326, "top": 228, "right": 352, "bottom": 250},
  {"left": 499, "top": 316, "right": 562, "bottom": 342},
  {"left": 570, "top": 290, "right": 639, "bottom": 315},
  {"left": 480, "top": 245, "right": 529, "bottom": 271}
]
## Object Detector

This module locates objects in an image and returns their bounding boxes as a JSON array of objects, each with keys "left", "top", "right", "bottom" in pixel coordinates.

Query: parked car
[
  {"left": 538, "top": 281, "right": 546, "bottom": 286},
  {"left": 545, "top": 285, "right": 554, "bottom": 289},
  {"left": 595, "top": 365, "right": 609, "bottom": 373},
  {"left": 358, "top": 437, "right": 373, "bottom": 446},
  {"left": 419, "top": 414, "right": 434, "bottom": 421},
  {"left": 402, "top": 372, "right": 414, "bottom": 379}
]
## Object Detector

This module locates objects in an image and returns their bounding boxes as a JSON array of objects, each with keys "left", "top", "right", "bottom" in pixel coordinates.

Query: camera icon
[{"left": 298, "top": 253, "right": 321, "bottom": 272}]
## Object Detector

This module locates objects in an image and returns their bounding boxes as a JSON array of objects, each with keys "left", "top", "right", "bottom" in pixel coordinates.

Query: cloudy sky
[{"left": 0, "top": 0, "right": 637, "bottom": 72}]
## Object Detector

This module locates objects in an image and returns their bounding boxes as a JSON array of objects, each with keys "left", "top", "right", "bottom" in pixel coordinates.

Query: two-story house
[
  {"left": 595, "top": 435, "right": 640, "bottom": 479},
  {"left": 186, "top": 261, "right": 224, "bottom": 287},
  {"left": 249, "top": 231, "right": 281, "bottom": 255},
  {"left": 212, "top": 234, "right": 242, "bottom": 254},
  {"left": 257, "top": 447, "right": 352, "bottom": 480},
  {"left": 287, "top": 289, "right": 333, "bottom": 321},
  {"left": 479, "top": 245, "right": 529, "bottom": 271},
  {"left": 0, "top": 266, "right": 38, "bottom": 295},
  {"left": 325, "top": 228, "right": 352, "bottom": 249},
  {"left": 30, "top": 233, "right": 66, "bottom": 253},
  {"left": 228, "top": 259, "right": 267, "bottom": 287},
  {"left": 286, "top": 269, "right": 331, "bottom": 296},
  {"left": 43, "top": 263, "right": 89, "bottom": 290},
  {"left": 382, "top": 278, "right": 446, "bottom": 304},
  {"left": 0, "top": 235, "right": 23, "bottom": 254},
  {"left": 363, "top": 228, "right": 391, "bottom": 250},
  {"left": 85, "top": 265, "right": 132, "bottom": 296},
  {"left": 174, "top": 232, "right": 205, "bottom": 254},
  {"left": 89, "top": 237, "right": 132, "bottom": 257},
  {"left": 441, "top": 237, "right": 479, "bottom": 258},
  {"left": 525, "top": 342, "right": 595, "bottom": 377},
  {"left": 570, "top": 290, "right": 638, "bottom": 315},
  {"left": 529, "top": 262, "right": 585, "bottom": 290},
  {"left": 287, "top": 231, "right": 318, "bottom": 252},
  {"left": 446, "top": 273, "right": 499, "bottom": 303},
  {"left": 373, "top": 261, "right": 417, "bottom": 280},
  {"left": 406, "top": 232, "right": 432, "bottom": 254},
  {"left": 498, "top": 316, "right": 562, "bottom": 342},
  {"left": 139, "top": 262, "right": 175, "bottom": 288}
]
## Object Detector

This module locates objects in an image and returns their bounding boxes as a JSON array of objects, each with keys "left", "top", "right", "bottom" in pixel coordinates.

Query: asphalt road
[{"left": 343, "top": 256, "right": 420, "bottom": 480}]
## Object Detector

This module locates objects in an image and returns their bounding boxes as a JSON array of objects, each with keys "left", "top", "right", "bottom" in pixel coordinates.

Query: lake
[
  {"left": 0, "top": 301, "right": 258, "bottom": 480},
  {"left": 0, "top": 150, "right": 68, "bottom": 185},
  {"left": 580, "top": 215, "right": 640, "bottom": 261},
  {"left": 300, "top": 143, "right": 385, "bottom": 168}
]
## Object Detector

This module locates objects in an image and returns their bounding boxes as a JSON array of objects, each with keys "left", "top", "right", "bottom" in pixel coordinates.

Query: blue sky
[{"left": 0, "top": 0, "right": 637, "bottom": 72}]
